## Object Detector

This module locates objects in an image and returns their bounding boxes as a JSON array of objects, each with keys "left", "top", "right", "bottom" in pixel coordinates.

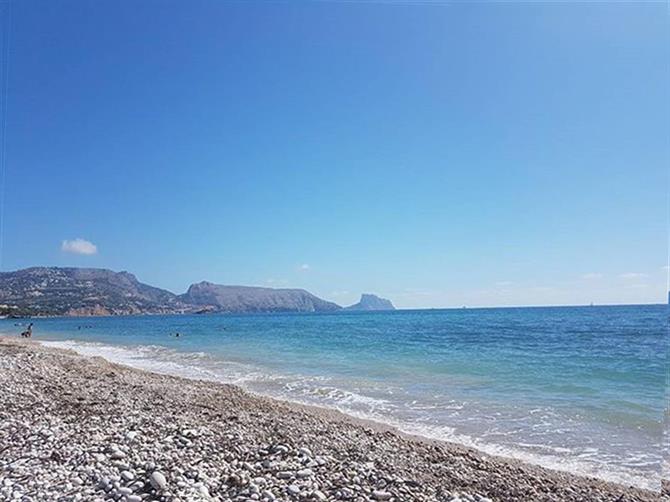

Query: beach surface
[{"left": 0, "top": 337, "right": 661, "bottom": 502}]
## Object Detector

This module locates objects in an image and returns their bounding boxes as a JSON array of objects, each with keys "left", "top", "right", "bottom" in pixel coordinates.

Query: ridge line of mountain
[{"left": 0, "top": 266, "right": 395, "bottom": 317}]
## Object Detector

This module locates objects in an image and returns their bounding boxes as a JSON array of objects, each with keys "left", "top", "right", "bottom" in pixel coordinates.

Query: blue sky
[{"left": 1, "top": 0, "right": 667, "bottom": 308}]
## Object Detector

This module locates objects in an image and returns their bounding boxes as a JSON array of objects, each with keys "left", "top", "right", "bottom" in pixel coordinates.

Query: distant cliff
[
  {"left": 179, "top": 281, "right": 341, "bottom": 313},
  {"left": 345, "top": 294, "right": 395, "bottom": 311},
  {"left": 0, "top": 267, "right": 344, "bottom": 316}
]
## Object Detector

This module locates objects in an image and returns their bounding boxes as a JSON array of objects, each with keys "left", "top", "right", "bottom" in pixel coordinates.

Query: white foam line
[{"left": 39, "top": 338, "right": 660, "bottom": 492}]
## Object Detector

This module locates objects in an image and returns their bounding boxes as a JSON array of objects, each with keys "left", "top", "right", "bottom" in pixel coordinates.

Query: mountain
[
  {"left": 179, "top": 281, "right": 341, "bottom": 313},
  {"left": 345, "top": 293, "right": 395, "bottom": 311},
  {"left": 0, "top": 267, "right": 344, "bottom": 316},
  {"left": 0, "top": 267, "right": 188, "bottom": 316}
]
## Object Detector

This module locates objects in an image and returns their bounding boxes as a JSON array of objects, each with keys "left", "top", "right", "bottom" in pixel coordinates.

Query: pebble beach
[{"left": 0, "top": 337, "right": 661, "bottom": 502}]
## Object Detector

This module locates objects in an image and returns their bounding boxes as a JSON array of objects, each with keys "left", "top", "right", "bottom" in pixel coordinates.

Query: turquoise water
[{"left": 1, "top": 305, "right": 664, "bottom": 491}]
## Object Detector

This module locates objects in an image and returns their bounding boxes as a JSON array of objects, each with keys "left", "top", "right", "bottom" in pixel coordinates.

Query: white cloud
[
  {"left": 299, "top": 263, "right": 310, "bottom": 271},
  {"left": 61, "top": 238, "right": 97, "bottom": 255},
  {"left": 619, "top": 272, "right": 648, "bottom": 280},
  {"left": 581, "top": 273, "right": 603, "bottom": 280},
  {"left": 495, "top": 281, "right": 514, "bottom": 287}
]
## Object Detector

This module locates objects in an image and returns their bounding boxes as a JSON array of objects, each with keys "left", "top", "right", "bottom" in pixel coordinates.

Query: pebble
[
  {"left": 312, "top": 489, "right": 327, "bottom": 500},
  {"left": 296, "top": 469, "right": 313, "bottom": 479},
  {"left": 149, "top": 471, "right": 167, "bottom": 491},
  {"left": 373, "top": 490, "right": 392, "bottom": 500},
  {"left": 0, "top": 338, "right": 648, "bottom": 502}
]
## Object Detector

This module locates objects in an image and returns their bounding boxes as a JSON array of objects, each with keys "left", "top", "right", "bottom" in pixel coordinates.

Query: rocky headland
[{"left": 179, "top": 282, "right": 341, "bottom": 313}]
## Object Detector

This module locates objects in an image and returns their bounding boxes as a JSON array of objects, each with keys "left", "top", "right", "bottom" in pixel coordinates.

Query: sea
[{"left": 1, "top": 304, "right": 665, "bottom": 491}]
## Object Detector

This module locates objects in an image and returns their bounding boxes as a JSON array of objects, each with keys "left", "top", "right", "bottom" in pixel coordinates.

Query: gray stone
[
  {"left": 296, "top": 469, "right": 313, "bottom": 479},
  {"left": 149, "top": 471, "right": 167, "bottom": 491},
  {"left": 373, "top": 490, "right": 392, "bottom": 501}
]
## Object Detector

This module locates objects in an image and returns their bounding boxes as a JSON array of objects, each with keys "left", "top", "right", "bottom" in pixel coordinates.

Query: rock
[
  {"left": 373, "top": 490, "right": 392, "bottom": 500},
  {"left": 109, "top": 450, "right": 126, "bottom": 460},
  {"left": 149, "top": 471, "right": 167, "bottom": 491},
  {"left": 296, "top": 469, "right": 313, "bottom": 479},
  {"left": 345, "top": 293, "right": 395, "bottom": 311},
  {"left": 272, "top": 445, "right": 289, "bottom": 455}
]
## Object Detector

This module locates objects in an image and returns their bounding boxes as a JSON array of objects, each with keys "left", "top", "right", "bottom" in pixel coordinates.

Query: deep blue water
[{"left": 1, "top": 304, "right": 665, "bottom": 490}]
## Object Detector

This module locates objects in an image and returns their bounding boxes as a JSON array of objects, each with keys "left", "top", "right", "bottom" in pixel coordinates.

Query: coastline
[
  {"left": 2, "top": 301, "right": 664, "bottom": 319},
  {"left": 0, "top": 336, "right": 661, "bottom": 501}
]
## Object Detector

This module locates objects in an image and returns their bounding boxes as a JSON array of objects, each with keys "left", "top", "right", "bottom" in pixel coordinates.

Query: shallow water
[{"left": 2, "top": 304, "right": 664, "bottom": 491}]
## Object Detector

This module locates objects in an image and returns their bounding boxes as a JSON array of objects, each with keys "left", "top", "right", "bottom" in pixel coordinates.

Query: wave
[{"left": 40, "top": 339, "right": 660, "bottom": 492}]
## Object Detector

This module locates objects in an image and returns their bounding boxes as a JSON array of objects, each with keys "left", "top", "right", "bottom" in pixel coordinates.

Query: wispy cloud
[
  {"left": 495, "top": 281, "right": 514, "bottom": 287},
  {"left": 619, "top": 272, "right": 648, "bottom": 280},
  {"left": 581, "top": 272, "right": 603, "bottom": 280},
  {"left": 61, "top": 238, "right": 97, "bottom": 255},
  {"left": 299, "top": 263, "right": 310, "bottom": 271}
]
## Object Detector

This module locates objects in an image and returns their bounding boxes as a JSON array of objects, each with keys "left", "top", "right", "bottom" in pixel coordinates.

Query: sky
[{"left": 0, "top": 0, "right": 667, "bottom": 308}]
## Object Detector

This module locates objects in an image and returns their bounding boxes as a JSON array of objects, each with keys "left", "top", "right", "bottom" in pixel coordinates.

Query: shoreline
[
  {"left": 0, "top": 336, "right": 661, "bottom": 501},
  {"left": 1, "top": 301, "right": 664, "bottom": 319},
  {"left": 33, "top": 333, "right": 660, "bottom": 492}
]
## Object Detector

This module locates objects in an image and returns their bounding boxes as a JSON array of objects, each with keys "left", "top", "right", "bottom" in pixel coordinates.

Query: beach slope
[{"left": 0, "top": 338, "right": 659, "bottom": 501}]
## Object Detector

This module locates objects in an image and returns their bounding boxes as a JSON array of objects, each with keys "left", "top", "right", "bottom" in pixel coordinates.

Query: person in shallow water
[{"left": 20, "top": 323, "right": 33, "bottom": 338}]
